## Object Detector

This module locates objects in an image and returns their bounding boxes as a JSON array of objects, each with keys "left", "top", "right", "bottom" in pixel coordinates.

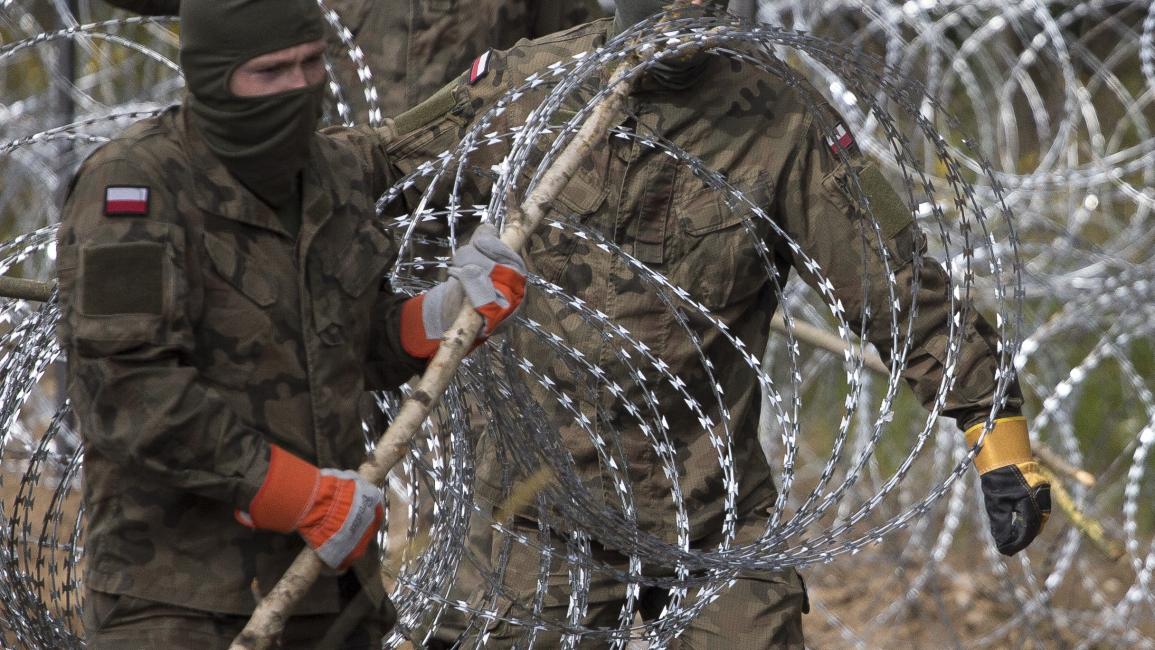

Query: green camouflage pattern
[
  {"left": 390, "top": 18, "right": 1023, "bottom": 541},
  {"left": 325, "top": 0, "right": 606, "bottom": 119},
  {"left": 56, "top": 103, "right": 423, "bottom": 615}
]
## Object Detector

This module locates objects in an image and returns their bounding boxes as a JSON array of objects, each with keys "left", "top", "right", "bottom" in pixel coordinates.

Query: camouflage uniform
[
  {"left": 324, "top": 0, "right": 605, "bottom": 119},
  {"left": 387, "top": 19, "right": 1023, "bottom": 647},
  {"left": 56, "top": 103, "right": 421, "bottom": 644}
]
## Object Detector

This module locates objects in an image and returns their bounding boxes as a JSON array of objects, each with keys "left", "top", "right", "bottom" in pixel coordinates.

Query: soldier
[
  {"left": 387, "top": 1, "right": 1052, "bottom": 647},
  {"left": 56, "top": 0, "right": 526, "bottom": 646},
  {"left": 325, "top": 0, "right": 607, "bottom": 120}
]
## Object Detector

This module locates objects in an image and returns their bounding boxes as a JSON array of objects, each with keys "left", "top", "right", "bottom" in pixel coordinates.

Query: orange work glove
[
  {"left": 967, "top": 416, "right": 1051, "bottom": 556},
  {"left": 401, "top": 224, "right": 527, "bottom": 358},
  {"left": 237, "top": 445, "right": 384, "bottom": 570}
]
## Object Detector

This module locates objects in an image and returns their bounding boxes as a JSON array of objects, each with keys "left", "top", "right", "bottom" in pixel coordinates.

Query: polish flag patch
[
  {"left": 826, "top": 123, "right": 855, "bottom": 153},
  {"left": 104, "top": 186, "right": 150, "bottom": 216},
  {"left": 469, "top": 50, "right": 491, "bottom": 85}
]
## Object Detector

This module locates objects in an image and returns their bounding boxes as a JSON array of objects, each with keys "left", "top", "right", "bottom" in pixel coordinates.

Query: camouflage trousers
[
  {"left": 427, "top": 515, "right": 808, "bottom": 649},
  {"left": 83, "top": 574, "right": 393, "bottom": 649}
]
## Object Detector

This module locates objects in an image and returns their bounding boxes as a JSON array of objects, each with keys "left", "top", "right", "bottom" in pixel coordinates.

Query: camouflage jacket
[
  {"left": 387, "top": 19, "right": 1024, "bottom": 541},
  {"left": 325, "top": 0, "right": 605, "bottom": 120},
  {"left": 56, "top": 104, "right": 422, "bottom": 614}
]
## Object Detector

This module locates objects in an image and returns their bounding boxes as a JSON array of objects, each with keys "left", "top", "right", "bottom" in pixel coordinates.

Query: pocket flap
[
  {"left": 202, "top": 232, "right": 277, "bottom": 307},
  {"left": 336, "top": 221, "right": 394, "bottom": 297}
]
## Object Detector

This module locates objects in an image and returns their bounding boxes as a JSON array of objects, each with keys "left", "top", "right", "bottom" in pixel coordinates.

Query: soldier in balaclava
[
  {"left": 59, "top": 0, "right": 527, "bottom": 646},
  {"left": 409, "top": 1, "right": 1049, "bottom": 647}
]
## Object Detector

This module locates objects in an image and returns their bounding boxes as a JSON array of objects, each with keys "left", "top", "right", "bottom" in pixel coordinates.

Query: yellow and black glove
[{"left": 966, "top": 416, "right": 1051, "bottom": 556}]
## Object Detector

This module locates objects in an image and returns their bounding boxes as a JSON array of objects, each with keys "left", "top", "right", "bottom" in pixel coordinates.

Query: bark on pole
[
  {"left": 228, "top": 48, "right": 643, "bottom": 650},
  {"left": 0, "top": 276, "right": 54, "bottom": 302}
]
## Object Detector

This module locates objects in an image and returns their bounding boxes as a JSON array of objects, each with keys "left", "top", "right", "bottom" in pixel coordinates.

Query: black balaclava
[
  {"left": 611, "top": 1, "right": 730, "bottom": 90},
  {"left": 179, "top": 0, "right": 325, "bottom": 208}
]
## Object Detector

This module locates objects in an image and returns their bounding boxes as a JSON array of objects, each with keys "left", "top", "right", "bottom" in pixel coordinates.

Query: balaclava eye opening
[{"left": 179, "top": 0, "right": 325, "bottom": 208}]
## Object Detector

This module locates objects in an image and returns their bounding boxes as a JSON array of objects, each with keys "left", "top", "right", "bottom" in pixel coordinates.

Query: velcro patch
[
  {"left": 469, "top": 50, "right": 491, "bottom": 85},
  {"left": 825, "top": 122, "right": 856, "bottom": 154},
  {"left": 104, "top": 186, "right": 150, "bottom": 216}
]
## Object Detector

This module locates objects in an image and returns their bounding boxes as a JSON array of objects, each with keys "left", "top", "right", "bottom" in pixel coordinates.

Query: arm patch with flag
[
  {"left": 468, "top": 50, "right": 491, "bottom": 85},
  {"left": 104, "top": 186, "right": 150, "bottom": 217},
  {"left": 826, "top": 123, "right": 856, "bottom": 154}
]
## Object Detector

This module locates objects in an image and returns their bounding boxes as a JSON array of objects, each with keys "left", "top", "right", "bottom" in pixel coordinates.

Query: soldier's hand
[
  {"left": 237, "top": 445, "right": 384, "bottom": 570},
  {"left": 966, "top": 417, "right": 1051, "bottom": 556},
  {"left": 401, "top": 224, "right": 527, "bottom": 358}
]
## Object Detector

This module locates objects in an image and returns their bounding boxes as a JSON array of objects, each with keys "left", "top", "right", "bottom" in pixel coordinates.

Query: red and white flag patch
[
  {"left": 469, "top": 50, "right": 491, "bottom": 85},
  {"left": 104, "top": 186, "right": 150, "bottom": 216},
  {"left": 826, "top": 123, "right": 855, "bottom": 153}
]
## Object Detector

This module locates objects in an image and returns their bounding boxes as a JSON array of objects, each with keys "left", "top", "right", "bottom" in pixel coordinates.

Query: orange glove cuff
[
  {"left": 965, "top": 416, "right": 1032, "bottom": 475},
  {"left": 246, "top": 445, "right": 320, "bottom": 532},
  {"left": 477, "top": 264, "right": 526, "bottom": 335},
  {"left": 401, "top": 293, "right": 440, "bottom": 359}
]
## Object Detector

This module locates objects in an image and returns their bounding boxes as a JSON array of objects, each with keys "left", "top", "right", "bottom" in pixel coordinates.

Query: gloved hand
[
  {"left": 237, "top": 445, "right": 384, "bottom": 570},
  {"left": 966, "top": 416, "right": 1051, "bottom": 556},
  {"left": 401, "top": 224, "right": 527, "bottom": 359}
]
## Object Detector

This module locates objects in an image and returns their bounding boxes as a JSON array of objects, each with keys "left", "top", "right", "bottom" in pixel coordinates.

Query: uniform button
[{"left": 320, "top": 323, "right": 343, "bottom": 345}]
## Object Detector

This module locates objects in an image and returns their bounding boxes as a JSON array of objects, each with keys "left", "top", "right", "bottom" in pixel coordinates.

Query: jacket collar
[{"left": 177, "top": 99, "right": 332, "bottom": 240}]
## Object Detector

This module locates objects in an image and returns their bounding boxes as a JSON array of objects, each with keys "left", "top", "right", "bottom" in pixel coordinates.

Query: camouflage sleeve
[
  {"left": 775, "top": 110, "right": 1022, "bottom": 430},
  {"left": 56, "top": 157, "right": 270, "bottom": 507}
]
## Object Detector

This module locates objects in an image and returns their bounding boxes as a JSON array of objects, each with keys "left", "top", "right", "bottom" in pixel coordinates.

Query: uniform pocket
[
  {"left": 82, "top": 589, "right": 123, "bottom": 634},
  {"left": 522, "top": 165, "right": 607, "bottom": 287},
  {"left": 672, "top": 174, "right": 772, "bottom": 310},
  {"left": 336, "top": 220, "right": 393, "bottom": 298},
  {"left": 312, "top": 220, "right": 395, "bottom": 347},
  {"left": 54, "top": 244, "right": 79, "bottom": 344},
  {"left": 202, "top": 232, "right": 277, "bottom": 307},
  {"left": 72, "top": 242, "right": 170, "bottom": 354}
]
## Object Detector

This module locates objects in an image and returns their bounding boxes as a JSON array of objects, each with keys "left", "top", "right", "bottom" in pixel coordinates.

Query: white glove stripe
[{"left": 314, "top": 469, "right": 381, "bottom": 569}]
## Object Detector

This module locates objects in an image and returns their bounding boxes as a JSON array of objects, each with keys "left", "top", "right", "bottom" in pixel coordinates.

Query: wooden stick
[
  {"left": 229, "top": 47, "right": 642, "bottom": 650},
  {"left": 0, "top": 275, "right": 53, "bottom": 302},
  {"left": 1041, "top": 466, "right": 1123, "bottom": 561}
]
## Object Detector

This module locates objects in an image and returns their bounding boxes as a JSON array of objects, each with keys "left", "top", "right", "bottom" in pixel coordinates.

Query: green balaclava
[{"left": 179, "top": 0, "right": 325, "bottom": 208}]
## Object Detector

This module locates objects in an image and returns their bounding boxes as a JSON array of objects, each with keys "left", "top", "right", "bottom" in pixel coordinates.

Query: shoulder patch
[
  {"left": 469, "top": 50, "right": 491, "bottom": 85},
  {"left": 826, "top": 122, "right": 856, "bottom": 154},
  {"left": 104, "top": 186, "right": 150, "bottom": 216}
]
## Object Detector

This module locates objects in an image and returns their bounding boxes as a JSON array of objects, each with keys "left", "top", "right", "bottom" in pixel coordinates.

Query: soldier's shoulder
[
  {"left": 503, "top": 18, "right": 609, "bottom": 73},
  {"left": 65, "top": 107, "right": 185, "bottom": 218},
  {"left": 519, "top": 17, "right": 610, "bottom": 50},
  {"left": 78, "top": 106, "right": 184, "bottom": 182}
]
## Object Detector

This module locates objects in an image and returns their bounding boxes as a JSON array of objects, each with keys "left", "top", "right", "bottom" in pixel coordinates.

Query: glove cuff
[
  {"left": 245, "top": 445, "right": 320, "bottom": 533},
  {"left": 400, "top": 293, "right": 440, "bottom": 359},
  {"left": 965, "top": 416, "right": 1032, "bottom": 475}
]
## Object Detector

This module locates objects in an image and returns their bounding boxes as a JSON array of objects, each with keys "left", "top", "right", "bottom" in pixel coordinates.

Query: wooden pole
[{"left": 0, "top": 276, "right": 54, "bottom": 302}]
